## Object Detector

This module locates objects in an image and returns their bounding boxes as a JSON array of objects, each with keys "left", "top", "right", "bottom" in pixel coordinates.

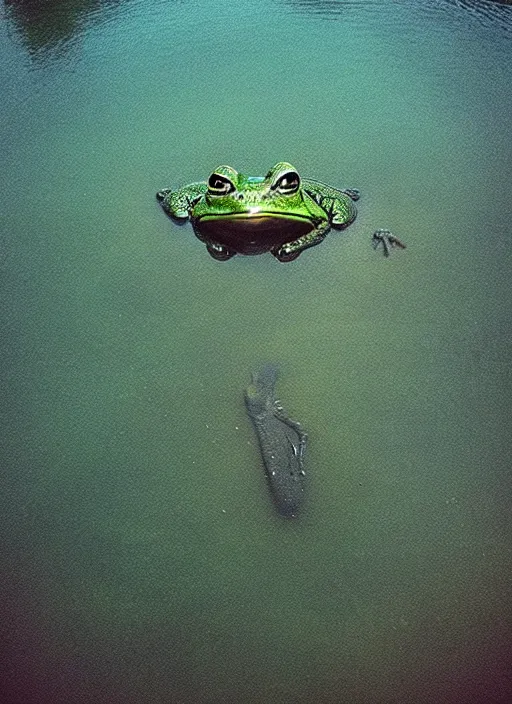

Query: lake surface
[{"left": 1, "top": 1, "right": 511, "bottom": 702}]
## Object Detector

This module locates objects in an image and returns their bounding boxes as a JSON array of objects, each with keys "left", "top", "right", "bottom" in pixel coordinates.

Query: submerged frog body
[{"left": 157, "top": 162, "right": 367, "bottom": 262}]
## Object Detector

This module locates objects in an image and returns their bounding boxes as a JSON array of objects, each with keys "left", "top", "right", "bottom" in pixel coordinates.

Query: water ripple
[{"left": 282, "top": 0, "right": 512, "bottom": 38}]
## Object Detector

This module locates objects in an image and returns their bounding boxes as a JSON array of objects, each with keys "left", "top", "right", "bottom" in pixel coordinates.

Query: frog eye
[
  {"left": 273, "top": 171, "right": 300, "bottom": 195},
  {"left": 207, "top": 173, "right": 235, "bottom": 196}
]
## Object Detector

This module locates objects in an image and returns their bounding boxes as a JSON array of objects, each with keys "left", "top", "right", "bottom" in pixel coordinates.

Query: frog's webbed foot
[
  {"left": 206, "top": 242, "right": 236, "bottom": 261},
  {"left": 156, "top": 188, "right": 188, "bottom": 219},
  {"left": 156, "top": 188, "right": 171, "bottom": 202},
  {"left": 341, "top": 188, "right": 360, "bottom": 202},
  {"left": 372, "top": 229, "right": 406, "bottom": 257}
]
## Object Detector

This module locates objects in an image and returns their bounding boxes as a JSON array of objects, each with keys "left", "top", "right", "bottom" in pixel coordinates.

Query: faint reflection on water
[
  {"left": 282, "top": 0, "right": 512, "bottom": 36},
  {"left": 5, "top": 0, "right": 512, "bottom": 65},
  {"left": 3, "top": 0, "right": 134, "bottom": 59}
]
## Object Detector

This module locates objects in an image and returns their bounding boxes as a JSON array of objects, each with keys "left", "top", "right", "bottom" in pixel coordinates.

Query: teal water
[{"left": 1, "top": 1, "right": 511, "bottom": 702}]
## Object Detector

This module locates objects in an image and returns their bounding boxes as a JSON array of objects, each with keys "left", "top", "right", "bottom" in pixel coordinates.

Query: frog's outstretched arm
[
  {"left": 271, "top": 224, "right": 331, "bottom": 262},
  {"left": 156, "top": 182, "right": 207, "bottom": 219}
]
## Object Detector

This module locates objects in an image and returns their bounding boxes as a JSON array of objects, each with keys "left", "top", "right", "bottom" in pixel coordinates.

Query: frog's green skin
[{"left": 156, "top": 162, "right": 361, "bottom": 262}]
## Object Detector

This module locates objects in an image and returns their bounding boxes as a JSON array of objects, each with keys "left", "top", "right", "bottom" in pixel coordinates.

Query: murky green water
[{"left": 1, "top": 1, "right": 511, "bottom": 702}]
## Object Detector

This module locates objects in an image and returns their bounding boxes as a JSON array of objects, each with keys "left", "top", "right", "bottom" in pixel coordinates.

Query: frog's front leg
[
  {"left": 271, "top": 222, "right": 330, "bottom": 263},
  {"left": 156, "top": 182, "right": 207, "bottom": 219},
  {"left": 372, "top": 229, "right": 406, "bottom": 257}
]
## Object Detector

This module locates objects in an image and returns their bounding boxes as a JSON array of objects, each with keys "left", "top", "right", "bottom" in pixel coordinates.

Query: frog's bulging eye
[
  {"left": 208, "top": 173, "right": 235, "bottom": 196},
  {"left": 273, "top": 171, "right": 300, "bottom": 195}
]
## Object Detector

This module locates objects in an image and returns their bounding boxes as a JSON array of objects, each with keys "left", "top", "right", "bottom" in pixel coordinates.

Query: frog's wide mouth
[
  {"left": 197, "top": 210, "right": 313, "bottom": 222},
  {"left": 195, "top": 212, "right": 316, "bottom": 254}
]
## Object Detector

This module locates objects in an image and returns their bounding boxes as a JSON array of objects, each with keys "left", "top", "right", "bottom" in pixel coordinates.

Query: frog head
[{"left": 191, "top": 162, "right": 326, "bottom": 255}]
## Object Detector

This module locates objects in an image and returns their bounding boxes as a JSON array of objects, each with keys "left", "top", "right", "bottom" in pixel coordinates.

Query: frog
[{"left": 156, "top": 162, "right": 405, "bottom": 262}]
